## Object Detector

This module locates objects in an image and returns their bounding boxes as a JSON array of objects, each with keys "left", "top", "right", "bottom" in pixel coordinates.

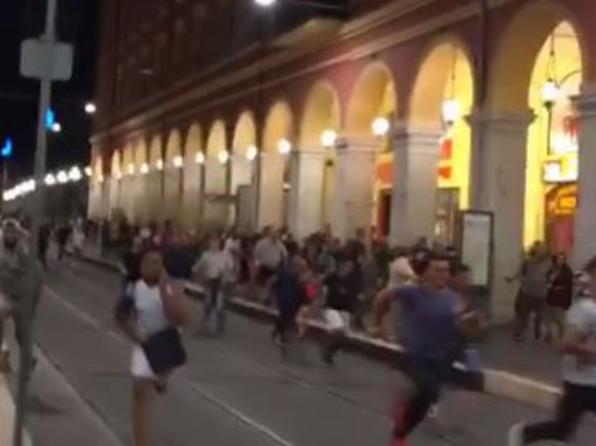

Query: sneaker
[{"left": 508, "top": 422, "right": 525, "bottom": 446}]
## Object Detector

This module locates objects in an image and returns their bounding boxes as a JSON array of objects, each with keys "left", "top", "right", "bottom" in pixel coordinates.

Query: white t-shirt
[
  {"left": 133, "top": 280, "right": 169, "bottom": 338},
  {"left": 562, "top": 298, "right": 596, "bottom": 386},
  {"left": 194, "top": 250, "right": 234, "bottom": 280},
  {"left": 254, "top": 237, "right": 287, "bottom": 268}
]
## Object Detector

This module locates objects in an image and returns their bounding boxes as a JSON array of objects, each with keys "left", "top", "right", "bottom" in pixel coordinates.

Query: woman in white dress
[{"left": 116, "top": 249, "right": 190, "bottom": 446}]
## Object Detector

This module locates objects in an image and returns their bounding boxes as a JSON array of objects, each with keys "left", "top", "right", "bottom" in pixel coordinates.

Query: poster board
[{"left": 459, "top": 211, "right": 493, "bottom": 287}]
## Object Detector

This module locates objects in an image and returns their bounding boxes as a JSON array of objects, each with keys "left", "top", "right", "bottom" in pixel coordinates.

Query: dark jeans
[
  {"left": 523, "top": 382, "right": 596, "bottom": 443},
  {"left": 272, "top": 305, "right": 300, "bottom": 345},
  {"left": 393, "top": 356, "right": 449, "bottom": 440},
  {"left": 204, "top": 279, "right": 227, "bottom": 334},
  {"left": 515, "top": 293, "right": 545, "bottom": 340}
]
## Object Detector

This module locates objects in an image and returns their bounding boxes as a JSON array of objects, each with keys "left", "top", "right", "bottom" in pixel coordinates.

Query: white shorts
[
  {"left": 324, "top": 309, "right": 351, "bottom": 331},
  {"left": 130, "top": 346, "right": 157, "bottom": 380}
]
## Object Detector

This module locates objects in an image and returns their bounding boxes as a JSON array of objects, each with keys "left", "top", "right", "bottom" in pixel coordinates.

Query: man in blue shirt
[{"left": 374, "top": 253, "right": 459, "bottom": 446}]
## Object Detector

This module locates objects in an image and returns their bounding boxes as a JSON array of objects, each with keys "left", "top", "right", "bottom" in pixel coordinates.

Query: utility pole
[{"left": 14, "top": 1, "right": 58, "bottom": 444}]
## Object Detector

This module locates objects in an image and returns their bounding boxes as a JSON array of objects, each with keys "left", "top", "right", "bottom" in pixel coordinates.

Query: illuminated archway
[
  {"left": 204, "top": 119, "right": 228, "bottom": 227},
  {"left": 295, "top": 81, "right": 341, "bottom": 235},
  {"left": 182, "top": 124, "right": 203, "bottom": 229},
  {"left": 147, "top": 135, "right": 163, "bottom": 223},
  {"left": 346, "top": 62, "right": 397, "bottom": 237},
  {"left": 133, "top": 140, "right": 149, "bottom": 223},
  {"left": 164, "top": 130, "right": 183, "bottom": 223},
  {"left": 88, "top": 153, "right": 104, "bottom": 219},
  {"left": 261, "top": 100, "right": 294, "bottom": 229},
  {"left": 121, "top": 145, "right": 135, "bottom": 221},
  {"left": 408, "top": 38, "right": 475, "bottom": 245},
  {"left": 527, "top": 23, "right": 582, "bottom": 250},
  {"left": 109, "top": 149, "right": 122, "bottom": 216},
  {"left": 232, "top": 111, "right": 256, "bottom": 193},
  {"left": 488, "top": 0, "right": 586, "bottom": 254}
]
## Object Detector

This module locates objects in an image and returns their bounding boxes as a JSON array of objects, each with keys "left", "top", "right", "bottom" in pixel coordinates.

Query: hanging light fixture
[
  {"left": 156, "top": 159, "right": 164, "bottom": 171},
  {"left": 140, "top": 163, "right": 149, "bottom": 175},
  {"left": 195, "top": 151, "right": 205, "bottom": 164},
  {"left": 127, "top": 164, "right": 135, "bottom": 175},
  {"left": 218, "top": 150, "right": 230, "bottom": 164},
  {"left": 84, "top": 166, "right": 92, "bottom": 177},
  {"left": 277, "top": 138, "right": 292, "bottom": 155},
  {"left": 246, "top": 145, "right": 258, "bottom": 161},
  {"left": 371, "top": 117, "right": 390, "bottom": 137},
  {"left": 320, "top": 129, "right": 337, "bottom": 148},
  {"left": 173, "top": 155, "right": 184, "bottom": 169}
]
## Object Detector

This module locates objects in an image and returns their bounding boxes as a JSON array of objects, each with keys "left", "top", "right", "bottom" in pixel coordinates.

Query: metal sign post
[{"left": 14, "top": 0, "right": 72, "bottom": 444}]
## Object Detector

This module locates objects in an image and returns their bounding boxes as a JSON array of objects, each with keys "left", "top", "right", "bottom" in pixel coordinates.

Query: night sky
[{"left": 0, "top": 0, "right": 99, "bottom": 183}]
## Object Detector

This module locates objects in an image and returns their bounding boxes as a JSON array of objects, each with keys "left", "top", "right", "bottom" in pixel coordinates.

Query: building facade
[{"left": 89, "top": 0, "right": 596, "bottom": 320}]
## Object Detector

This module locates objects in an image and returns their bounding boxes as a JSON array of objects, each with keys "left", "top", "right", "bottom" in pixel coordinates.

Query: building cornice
[{"left": 94, "top": 0, "right": 516, "bottom": 146}]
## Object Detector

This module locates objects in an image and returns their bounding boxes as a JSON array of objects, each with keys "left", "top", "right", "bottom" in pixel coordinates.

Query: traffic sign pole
[{"left": 14, "top": 0, "right": 58, "bottom": 444}]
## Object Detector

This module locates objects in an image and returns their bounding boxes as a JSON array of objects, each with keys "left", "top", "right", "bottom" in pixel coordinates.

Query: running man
[
  {"left": 373, "top": 254, "right": 460, "bottom": 446},
  {"left": 508, "top": 255, "right": 596, "bottom": 445}
]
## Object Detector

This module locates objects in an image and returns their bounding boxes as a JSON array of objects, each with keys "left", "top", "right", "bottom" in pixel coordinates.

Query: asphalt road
[{"left": 14, "top": 259, "right": 596, "bottom": 445}]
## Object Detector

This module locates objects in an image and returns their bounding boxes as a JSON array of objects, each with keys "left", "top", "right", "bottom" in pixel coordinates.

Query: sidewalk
[{"left": 78, "top": 246, "right": 562, "bottom": 410}]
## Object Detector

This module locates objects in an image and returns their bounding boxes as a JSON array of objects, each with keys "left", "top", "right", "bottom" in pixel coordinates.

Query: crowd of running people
[{"left": 94, "top": 218, "right": 596, "bottom": 446}]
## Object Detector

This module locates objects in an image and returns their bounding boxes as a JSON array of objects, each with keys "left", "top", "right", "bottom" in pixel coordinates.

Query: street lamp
[
  {"left": 84, "top": 102, "right": 97, "bottom": 114},
  {"left": 51, "top": 122, "right": 62, "bottom": 133},
  {"left": 195, "top": 152, "right": 205, "bottom": 165},
  {"left": 173, "top": 155, "right": 184, "bottom": 169},
  {"left": 218, "top": 150, "right": 230, "bottom": 164}
]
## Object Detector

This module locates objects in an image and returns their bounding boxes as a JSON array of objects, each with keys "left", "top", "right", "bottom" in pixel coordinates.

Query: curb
[
  {"left": 77, "top": 253, "right": 561, "bottom": 410},
  {"left": 0, "top": 375, "right": 33, "bottom": 446}
]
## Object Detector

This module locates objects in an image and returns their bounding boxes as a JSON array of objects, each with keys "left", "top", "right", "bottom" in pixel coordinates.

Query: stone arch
[
  {"left": 132, "top": 139, "right": 149, "bottom": 224},
  {"left": 488, "top": 0, "right": 587, "bottom": 112},
  {"left": 263, "top": 101, "right": 294, "bottom": 153},
  {"left": 182, "top": 124, "right": 203, "bottom": 228},
  {"left": 164, "top": 129, "right": 184, "bottom": 222},
  {"left": 231, "top": 111, "right": 257, "bottom": 194},
  {"left": 147, "top": 135, "right": 163, "bottom": 223},
  {"left": 407, "top": 36, "right": 476, "bottom": 217},
  {"left": 299, "top": 81, "right": 341, "bottom": 150},
  {"left": 204, "top": 119, "right": 228, "bottom": 227},
  {"left": 346, "top": 62, "right": 397, "bottom": 137},
  {"left": 409, "top": 36, "right": 475, "bottom": 124},
  {"left": 523, "top": 19, "right": 584, "bottom": 248}
]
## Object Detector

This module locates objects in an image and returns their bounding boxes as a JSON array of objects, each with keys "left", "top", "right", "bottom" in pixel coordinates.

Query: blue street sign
[
  {"left": 1, "top": 138, "right": 13, "bottom": 158},
  {"left": 45, "top": 108, "right": 56, "bottom": 130}
]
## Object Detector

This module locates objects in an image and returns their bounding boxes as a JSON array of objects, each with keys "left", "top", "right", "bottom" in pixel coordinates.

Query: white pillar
[
  {"left": 334, "top": 137, "right": 377, "bottom": 240},
  {"left": 289, "top": 149, "right": 327, "bottom": 239},
  {"left": 469, "top": 109, "right": 533, "bottom": 321},
  {"left": 389, "top": 124, "right": 442, "bottom": 246},
  {"left": 574, "top": 93, "right": 596, "bottom": 268},
  {"left": 257, "top": 152, "right": 286, "bottom": 229}
]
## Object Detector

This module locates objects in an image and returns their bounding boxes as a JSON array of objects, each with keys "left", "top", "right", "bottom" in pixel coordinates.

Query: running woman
[
  {"left": 508, "top": 255, "right": 596, "bottom": 445},
  {"left": 373, "top": 254, "right": 460, "bottom": 446},
  {"left": 115, "top": 249, "right": 190, "bottom": 446}
]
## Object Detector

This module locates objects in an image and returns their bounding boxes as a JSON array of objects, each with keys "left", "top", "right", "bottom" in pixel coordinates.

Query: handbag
[{"left": 142, "top": 326, "right": 187, "bottom": 375}]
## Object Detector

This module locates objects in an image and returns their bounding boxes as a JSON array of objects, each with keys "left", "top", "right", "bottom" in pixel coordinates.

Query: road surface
[{"left": 11, "top": 259, "right": 595, "bottom": 445}]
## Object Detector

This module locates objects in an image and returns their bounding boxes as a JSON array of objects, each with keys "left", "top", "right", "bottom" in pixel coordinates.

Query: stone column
[
  {"left": 203, "top": 159, "right": 228, "bottom": 229},
  {"left": 288, "top": 149, "right": 327, "bottom": 239},
  {"left": 468, "top": 109, "right": 534, "bottom": 321},
  {"left": 574, "top": 93, "right": 596, "bottom": 268},
  {"left": 257, "top": 152, "right": 286, "bottom": 229},
  {"left": 334, "top": 137, "right": 377, "bottom": 240},
  {"left": 390, "top": 124, "right": 443, "bottom": 246}
]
